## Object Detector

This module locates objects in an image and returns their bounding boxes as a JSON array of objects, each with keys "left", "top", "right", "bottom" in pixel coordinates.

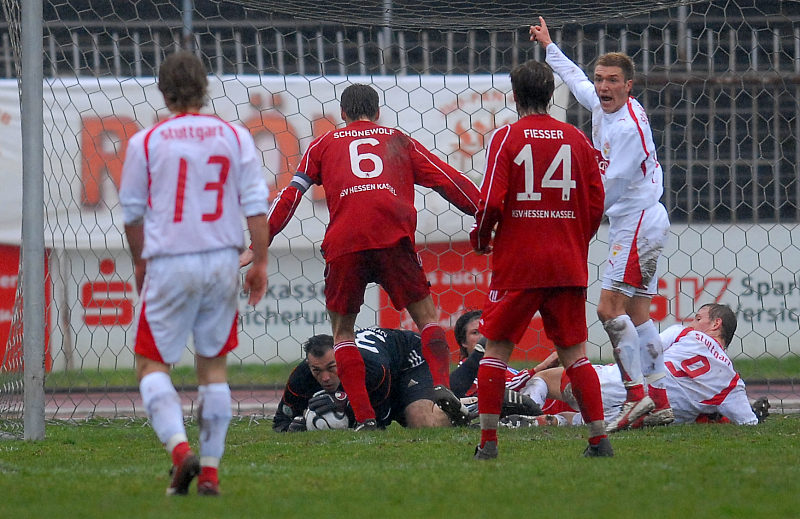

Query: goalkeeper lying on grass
[{"left": 273, "top": 328, "right": 473, "bottom": 432}]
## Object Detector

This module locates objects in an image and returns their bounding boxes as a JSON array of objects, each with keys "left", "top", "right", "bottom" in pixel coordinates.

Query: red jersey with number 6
[
  {"left": 269, "top": 120, "right": 479, "bottom": 261},
  {"left": 472, "top": 114, "right": 604, "bottom": 289}
]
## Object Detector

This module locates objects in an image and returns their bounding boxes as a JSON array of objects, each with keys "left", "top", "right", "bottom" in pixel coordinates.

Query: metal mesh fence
[{"left": 1, "top": 0, "right": 798, "bottom": 429}]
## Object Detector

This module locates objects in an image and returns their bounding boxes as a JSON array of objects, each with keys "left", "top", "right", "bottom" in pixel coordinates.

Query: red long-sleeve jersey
[
  {"left": 472, "top": 114, "right": 604, "bottom": 289},
  {"left": 269, "top": 120, "right": 479, "bottom": 261}
]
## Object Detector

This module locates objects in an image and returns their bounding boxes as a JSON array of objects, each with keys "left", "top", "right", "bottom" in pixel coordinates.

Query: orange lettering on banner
[
  {"left": 674, "top": 276, "right": 732, "bottom": 321},
  {"left": 242, "top": 94, "right": 300, "bottom": 201},
  {"left": 80, "top": 116, "right": 140, "bottom": 207}
]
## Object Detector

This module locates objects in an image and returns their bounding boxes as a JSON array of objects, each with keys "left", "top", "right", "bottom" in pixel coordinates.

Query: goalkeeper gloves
[
  {"left": 308, "top": 389, "right": 350, "bottom": 415},
  {"left": 287, "top": 415, "right": 307, "bottom": 432}
]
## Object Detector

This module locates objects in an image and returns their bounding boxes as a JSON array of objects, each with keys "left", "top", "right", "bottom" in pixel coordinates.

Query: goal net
[{"left": 1, "top": 0, "right": 798, "bottom": 429}]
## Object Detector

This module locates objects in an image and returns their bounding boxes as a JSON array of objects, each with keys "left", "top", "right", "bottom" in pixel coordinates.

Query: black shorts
[{"left": 385, "top": 360, "right": 435, "bottom": 427}]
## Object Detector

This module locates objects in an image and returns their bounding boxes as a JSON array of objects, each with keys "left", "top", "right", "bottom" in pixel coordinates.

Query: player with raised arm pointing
[
  {"left": 531, "top": 17, "right": 673, "bottom": 433},
  {"left": 120, "top": 51, "right": 270, "bottom": 496},
  {"left": 470, "top": 59, "right": 609, "bottom": 459},
  {"left": 263, "top": 84, "right": 480, "bottom": 430}
]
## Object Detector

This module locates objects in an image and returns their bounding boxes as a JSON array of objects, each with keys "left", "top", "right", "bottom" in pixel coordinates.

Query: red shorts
[
  {"left": 478, "top": 287, "right": 588, "bottom": 346},
  {"left": 324, "top": 239, "right": 430, "bottom": 315}
]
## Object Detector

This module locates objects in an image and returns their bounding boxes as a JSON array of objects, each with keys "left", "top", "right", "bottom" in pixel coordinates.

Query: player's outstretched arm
[
  {"left": 267, "top": 175, "right": 312, "bottom": 242},
  {"left": 243, "top": 213, "right": 269, "bottom": 306},
  {"left": 407, "top": 138, "right": 480, "bottom": 216}
]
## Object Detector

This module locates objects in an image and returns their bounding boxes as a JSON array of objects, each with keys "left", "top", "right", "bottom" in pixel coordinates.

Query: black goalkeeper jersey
[{"left": 273, "top": 328, "right": 428, "bottom": 431}]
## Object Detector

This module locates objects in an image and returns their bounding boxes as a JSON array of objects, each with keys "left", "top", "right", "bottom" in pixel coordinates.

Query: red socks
[
  {"left": 565, "top": 357, "right": 606, "bottom": 443},
  {"left": 199, "top": 467, "right": 218, "bottom": 486},
  {"left": 648, "top": 385, "right": 669, "bottom": 409},
  {"left": 333, "top": 341, "right": 375, "bottom": 422},
  {"left": 477, "top": 357, "right": 506, "bottom": 447},
  {"left": 625, "top": 383, "right": 646, "bottom": 402},
  {"left": 421, "top": 323, "right": 450, "bottom": 388},
  {"left": 171, "top": 441, "right": 192, "bottom": 466}
]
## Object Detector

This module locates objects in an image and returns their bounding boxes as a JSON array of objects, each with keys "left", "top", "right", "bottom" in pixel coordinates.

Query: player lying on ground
[
  {"left": 273, "top": 328, "right": 473, "bottom": 432},
  {"left": 246, "top": 83, "right": 480, "bottom": 431},
  {"left": 449, "top": 309, "right": 547, "bottom": 418},
  {"left": 507, "top": 304, "right": 768, "bottom": 428}
]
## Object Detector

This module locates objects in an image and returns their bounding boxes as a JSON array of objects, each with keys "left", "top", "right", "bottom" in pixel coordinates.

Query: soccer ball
[{"left": 304, "top": 407, "right": 350, "bottom": 431}]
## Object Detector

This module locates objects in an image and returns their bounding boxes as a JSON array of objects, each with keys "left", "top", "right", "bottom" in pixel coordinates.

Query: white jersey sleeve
[
  {"left": 544, "top": 43, "right": 600, "bottom": 113},
  {"left": 662, "top": 328, "right": 758, "bottom": 425},
  {"left": 659, "top": 325, "right": 685, "bottom": 353}
]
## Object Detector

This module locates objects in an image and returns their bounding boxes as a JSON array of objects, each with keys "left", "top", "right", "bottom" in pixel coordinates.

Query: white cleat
[{"left": 606, "top": 396, "right": 655, "bottom": 433}]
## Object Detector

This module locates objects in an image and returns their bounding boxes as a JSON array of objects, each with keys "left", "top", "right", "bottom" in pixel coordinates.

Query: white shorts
[
  {"left": 602, "top": 203, "right": 669, "bottom": 297},
  {"left": 135, "top": 248, "right": 240, "bottom": 364},
  {"left": 565, "top": 364, "right": 627, "bottom": 424}
]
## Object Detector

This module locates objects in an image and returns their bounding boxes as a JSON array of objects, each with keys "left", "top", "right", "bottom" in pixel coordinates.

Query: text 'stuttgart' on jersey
[
  {"left": 119, "top": 113, "right": 269, "bottom": 259},
  {"left": 544, "top": 43, "right": 664, "bottom": 217},
  {"left": 660, "top": 325, "right": 758, "bottom": 425},
  {"left": 473, "top": 114, "right": 605, "bottom": 289},
  {"left": 268, "top": 120, "right": 479, "bottom": 261}
]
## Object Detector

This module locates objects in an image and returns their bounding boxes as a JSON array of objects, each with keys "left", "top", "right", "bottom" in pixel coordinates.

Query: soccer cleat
[
  {"left": 197, "top": 480, "right": 220, "bottom": 497},
  {"left": 433, "top": 385, "right": 474, "bottom": 426},
  {"left": 605, "top": 396, "right": 655, "bottom": 433},
  {"left": 353, "top": 419, "right": 378, "bottom": 431},
  {"left": 583, "top": 437, "right": 614, "bottom": 457},
  {"left": 500, "top": 388, "right": 542, "bottom": 418},
  {"left": 752, "top": 396, "right": 771, "bottom": 423},
  {"left": 473, "top": 441, "right": 498, "bottom": 460},
  {"left": 166, "top": 454, "right": 200, "bottom": 496},
  {"left": 461, "top": 396, "right": 479, "bottom": 418},
  {"left": 632, "top": 406, "right": 675, "bottom": 428}
]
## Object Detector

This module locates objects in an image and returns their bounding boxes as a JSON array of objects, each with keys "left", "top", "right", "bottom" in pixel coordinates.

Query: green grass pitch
[{"left": 1, "top": 416, "right": 799, "bottom": 518}]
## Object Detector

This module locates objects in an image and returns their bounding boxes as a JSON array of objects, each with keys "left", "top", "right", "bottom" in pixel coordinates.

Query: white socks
[
  {"left": 523, "top": 376, "right": 549, "bottom": 407},
  {"left": 140, "top": 371, "right": 186, "bottom": 449},
  {"left": 604, "top": 314, "right": 643, "bottom": 388},
  {"left": 636, "top": 319, "right": 667, "bottom": 390},
  {"left": 198, "top": 383, "right": 232, "bottom": 465},
  {"left": 140, "top": 373, "right": 232, "bottom": 466}
]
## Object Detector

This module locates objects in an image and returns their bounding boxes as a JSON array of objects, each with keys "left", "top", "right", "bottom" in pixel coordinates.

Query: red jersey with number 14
[
  {"left": 272, "top": 120, "right": 479, "bottom": 261},
  {"left": 473, "top": 114, "right": 604, "bottom": 289}
]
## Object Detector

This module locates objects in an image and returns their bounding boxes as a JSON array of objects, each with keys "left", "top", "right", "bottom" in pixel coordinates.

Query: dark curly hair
[{"left": 304, "top": 334, "right": 334, "bottom": 358}]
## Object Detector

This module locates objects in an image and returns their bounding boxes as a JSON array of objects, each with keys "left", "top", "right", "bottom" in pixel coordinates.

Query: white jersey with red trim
[
  {"left": 660, "top": 325, "right": 758, "bottom": 425},
  {"left": 545, "top": 43, "right": 663, "bottom": 217},
  {"left": 462, "top": 364, "right": 532, "bottom": 396},
  {"left": 119, "top": 113, "right": 269, "bottom": 259}
]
